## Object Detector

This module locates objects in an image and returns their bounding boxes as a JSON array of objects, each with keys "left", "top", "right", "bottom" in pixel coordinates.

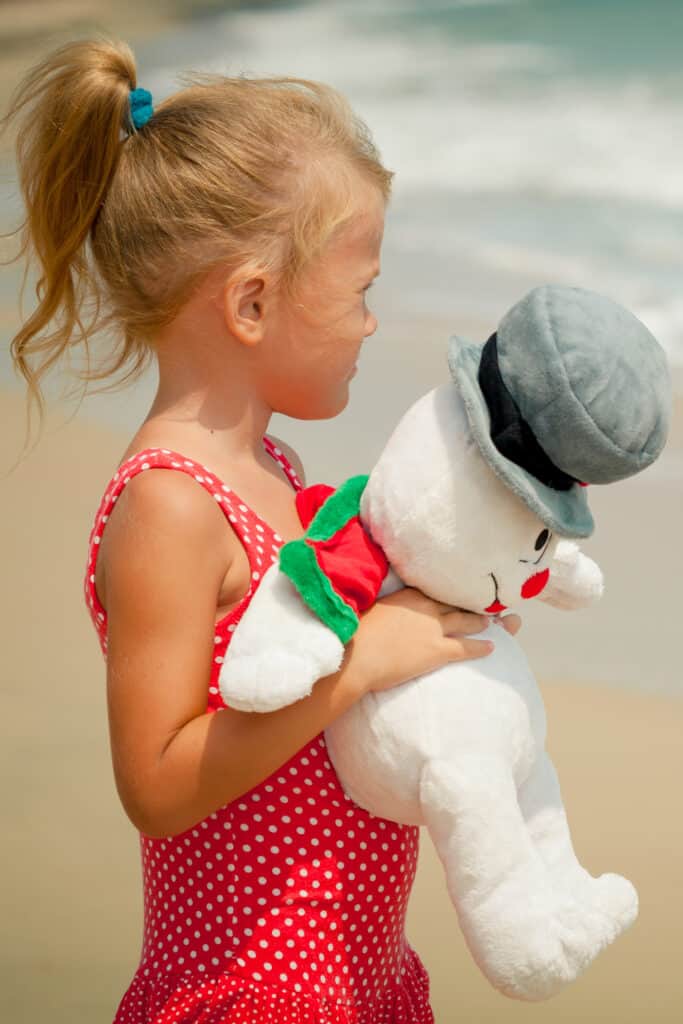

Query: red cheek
[{"left": 521, "top": 568, "right": 550, "bottom": 600}]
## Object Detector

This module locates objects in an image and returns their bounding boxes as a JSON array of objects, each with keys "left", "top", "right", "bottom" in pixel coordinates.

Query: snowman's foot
[
  {"left": 551, "top": 866, "right": 638, "bottom": 939},
  {"left": 460, "top": 866, "right": 629, "bottom": 1001}
]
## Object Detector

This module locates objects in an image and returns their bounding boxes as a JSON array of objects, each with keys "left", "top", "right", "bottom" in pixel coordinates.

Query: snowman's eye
[{"left": 534, "top": 529, "right": 549, "bottom": 551}]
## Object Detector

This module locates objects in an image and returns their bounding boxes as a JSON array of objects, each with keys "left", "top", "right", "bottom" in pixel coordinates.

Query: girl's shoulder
[
  {"left": 94, "top": 454, "right": 234, "bottom": 615},
  {"left": 92, "top": 436, "right": 305, "bottom": 617},
  {"left": 108, "top": 457, "right": 227, "bottom": 527}
]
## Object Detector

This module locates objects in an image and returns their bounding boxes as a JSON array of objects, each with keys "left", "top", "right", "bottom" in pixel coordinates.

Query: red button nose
[{"left": 520, "top": 568, "right": 550, "bottom": 600}]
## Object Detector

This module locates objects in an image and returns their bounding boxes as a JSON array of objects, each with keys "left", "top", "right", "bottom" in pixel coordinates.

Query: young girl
[{"left": 8, "top": 39, "right": 520, "bottom": 1023}]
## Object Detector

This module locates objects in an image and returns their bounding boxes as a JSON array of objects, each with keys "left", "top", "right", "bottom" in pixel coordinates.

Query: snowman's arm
[
  {"left": 218, "top": 563, "right": 346, "bottom": 712},
  {"left": 219, "top": 562, "right": 404, "bottom": 713},
  {"left": 219, "top": 469, "right": 398, "bottom": 714},
  {"left": 538, "top": 540, "right": 604, "bottom": 611}
]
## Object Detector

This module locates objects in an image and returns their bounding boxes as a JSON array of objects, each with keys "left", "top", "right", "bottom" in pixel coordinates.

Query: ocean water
[
  {"left": 2, "top": 0, "right": 682, "bottom": 392},
  {"left": 127, "top": 0, "right": 683, "bottom": 370}
]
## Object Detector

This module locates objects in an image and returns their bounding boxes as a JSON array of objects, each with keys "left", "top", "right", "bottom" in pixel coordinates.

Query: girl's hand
[
  {"left": 348, "top": 587, "right": 496, "bottom": 696},
  {"left": 496, "top": 612, "right": 522, "bottom": 636}
]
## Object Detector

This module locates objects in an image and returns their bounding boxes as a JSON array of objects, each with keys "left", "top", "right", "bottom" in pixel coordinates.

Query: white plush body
[{"left": 219, "top": 382, "right": 637, "bottom": 1002}]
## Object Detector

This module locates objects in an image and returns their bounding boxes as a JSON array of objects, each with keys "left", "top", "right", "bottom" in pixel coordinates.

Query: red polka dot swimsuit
[{"left": 84, "top": 438, "right": 434, "bottom": 1024}]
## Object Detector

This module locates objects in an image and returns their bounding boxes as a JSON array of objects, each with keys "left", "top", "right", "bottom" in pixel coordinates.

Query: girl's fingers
[
  {"left": 499, "top": 613, "right": 522, "bottom": 636},
  {"left": 447, "top": 636, "right": 495, "bottom": 661},
  {"left": 441, "top": 610, "right": 489, "bottom": 635}
]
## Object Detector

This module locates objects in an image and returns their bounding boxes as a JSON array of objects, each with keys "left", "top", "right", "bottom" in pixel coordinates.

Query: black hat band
[{"left": 478, "top": 333, "right": 577, "bottom": 492}]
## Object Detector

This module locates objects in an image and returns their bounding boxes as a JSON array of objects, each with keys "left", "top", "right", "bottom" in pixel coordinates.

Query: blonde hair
[{"left": 5, "top": 37, "right": 392, "bottom": 444}]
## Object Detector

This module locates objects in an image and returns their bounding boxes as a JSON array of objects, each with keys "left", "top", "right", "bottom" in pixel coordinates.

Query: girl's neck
[
  {"left": 141, "top": 390, "right": 274, "bottom": 469},
  {"left": 140, "top": 285, "right": 274, "bottom": 468}
]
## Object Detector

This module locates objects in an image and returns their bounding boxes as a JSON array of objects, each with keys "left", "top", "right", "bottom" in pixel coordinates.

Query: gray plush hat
[{"left": 448, "top": 284, "right": 672, "bottom": 538}]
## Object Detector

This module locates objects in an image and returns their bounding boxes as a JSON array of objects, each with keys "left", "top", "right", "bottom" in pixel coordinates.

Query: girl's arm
[
  {"left": 102, "top": 467, "right": 358, "bottom": 838},
  {"left": 103, "top": 467, "right": 492, "bottom": 839}
]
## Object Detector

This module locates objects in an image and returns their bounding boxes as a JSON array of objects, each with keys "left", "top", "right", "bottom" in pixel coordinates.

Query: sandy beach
[{"left": 2, "top": 383, "right": 682, "bottom": 1023}]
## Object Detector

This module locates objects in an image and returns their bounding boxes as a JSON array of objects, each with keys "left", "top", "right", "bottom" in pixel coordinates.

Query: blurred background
[{"left": 2, "top": 1, "right": 681, "bottom": 1021}]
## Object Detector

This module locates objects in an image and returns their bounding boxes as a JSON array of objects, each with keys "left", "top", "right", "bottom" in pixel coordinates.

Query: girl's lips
[{"left": 485, "top": 599, "right": 507, "bottom": 614}]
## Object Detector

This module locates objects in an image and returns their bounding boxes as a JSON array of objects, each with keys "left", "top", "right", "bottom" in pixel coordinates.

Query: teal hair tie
[{"left": 129, "top": 87, "right": 154, "bottom": 130}]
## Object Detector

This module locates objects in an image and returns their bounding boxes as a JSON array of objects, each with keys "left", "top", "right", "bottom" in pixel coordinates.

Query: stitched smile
[{"left": 485, "top": 573, "right": 508, "bottom": 614}]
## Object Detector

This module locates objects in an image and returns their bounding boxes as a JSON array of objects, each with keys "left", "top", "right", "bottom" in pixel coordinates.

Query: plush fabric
[
  {"left": 478, "top": 333, "right": 577, "bottom": 491},
  {"left": 295, "top": 482, "right": 337, "bottom": 529},
  {"left": 449, "top": 335, "right": 595, "bottom": 538},
  {"left": 280, "top": 476, "right": 388, "bottom": 643},
  {"left": 497, "top": 285, "right": 671, "bottom": 482},
  {"left": 218, "top": 286, "right": 671, "bottom": 1001},
  {"left": 448, "top": 284, "right": 672, "bottom": 537},
  {"left": 279, "top": 538, "right": 360, "bottom": 644}
]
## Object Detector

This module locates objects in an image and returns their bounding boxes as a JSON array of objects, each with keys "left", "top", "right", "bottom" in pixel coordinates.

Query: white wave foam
[
  {"left": 138, "top": 0, "right": 683, "bottom": 377},
  {"left": 145, "top": 1, "right": 683, "bottom": 209}
]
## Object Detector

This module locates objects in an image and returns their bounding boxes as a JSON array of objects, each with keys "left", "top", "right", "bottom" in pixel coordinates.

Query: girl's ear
[{"left": 222, "top": 273, "right": 268, "bottom": 347}]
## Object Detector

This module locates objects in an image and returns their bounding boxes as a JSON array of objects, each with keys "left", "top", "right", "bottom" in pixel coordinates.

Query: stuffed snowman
[{"left": 219, "top": 285, "right": 671, "bottom": 1001}]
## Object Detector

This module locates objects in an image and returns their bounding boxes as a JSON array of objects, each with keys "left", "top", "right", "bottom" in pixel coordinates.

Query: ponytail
[{"left": 5, "top": 38, "right": 136, "bottom": 444}]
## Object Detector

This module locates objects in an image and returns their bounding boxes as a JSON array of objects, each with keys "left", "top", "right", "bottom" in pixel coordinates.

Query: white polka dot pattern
[{"left": 83, "top": 439, "right": 433, "bottom": 1023}]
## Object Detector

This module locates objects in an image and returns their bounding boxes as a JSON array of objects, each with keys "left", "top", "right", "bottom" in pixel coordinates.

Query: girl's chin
[{"left": 283, "top": 389, "right": 351, "bottom": 420}]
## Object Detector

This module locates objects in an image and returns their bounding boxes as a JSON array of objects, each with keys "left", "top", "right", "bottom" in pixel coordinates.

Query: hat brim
[{"left": 447, "top": 334, "right": 594, "bottom": 539}]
